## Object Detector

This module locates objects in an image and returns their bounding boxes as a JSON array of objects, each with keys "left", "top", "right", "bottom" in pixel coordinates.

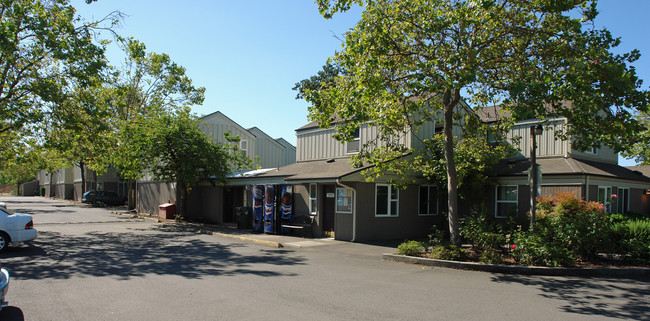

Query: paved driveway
[
  {"left": 0, "top": 196, "right": 139, "bottom": 224},
  {"left": 0, "top": 196, "right": 648, "bottom": 321}
]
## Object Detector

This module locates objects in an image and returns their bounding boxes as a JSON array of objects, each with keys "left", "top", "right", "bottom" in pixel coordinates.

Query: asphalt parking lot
[{"left": 1, "top": 196, "right": 648, "bottom": 321}]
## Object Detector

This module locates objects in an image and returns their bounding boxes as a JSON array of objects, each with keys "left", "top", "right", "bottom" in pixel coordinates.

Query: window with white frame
[
  {"left": 309, "top": 184, "right": 317, "bottom": 215},
  {"left": 418, "top": 185, "right": 438, "bottom": 216},
  {"left": 585, "top": 146, "right": 599, "bottom": 155},
  {"left": 376, "top": 184, "right": 398, "bottom": 216},
  {"left": 240, "top": 140, "right": 248, "bottom": 157},
  {"left": 336, "top": 188, "right": 353, "bottom": 213},
  {"left": 346, "top": 127, "right": 360, "bottom": 154},
  {"left": 598, "top": 186, "right": 613, "bottom": 213},
  {"left": 495, "top": 185, "right": 518, "bottom": 218},
  {"left": 616, "top": 188, "right": 630, "bottom": 214}
]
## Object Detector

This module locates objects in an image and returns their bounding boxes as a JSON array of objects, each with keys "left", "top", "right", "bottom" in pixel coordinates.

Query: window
[
  {"left": 118, "top": 182, "right": 128, "bottom": 196},
  {"left": 346, "top": 127, "right": 360, "bottom": 154},
  {"left": 418, "top": 185, "right": 438, "bottom": 216},
  {"left": 336, "top": 188, "right": 353, "bottom": 213},
  {"left": 376, "top": 184, "right": 399, "bottom": 216},
  {"left": 585, "top": 146, "right": 598, "bottom": 155},
  {"left": 598, "top": 186, "right": 612, "bottom": 213},
  {"left": 598, "top": 186, "right": 613, "bottom": 213},
  {"left": 495, "top": 185, "right": 518, "bottom": 218},
  {"left": 309, "top": 184, "right": 317, "bottom": 215},
  {"left": 616, "top": 188, "right": 630, "bottom": 214},
  {"left": 240, "top": 140, "right": 248, "bottom": 157},
  {"left": 97, "top": 182, "right": 104, "bottom": 191}
]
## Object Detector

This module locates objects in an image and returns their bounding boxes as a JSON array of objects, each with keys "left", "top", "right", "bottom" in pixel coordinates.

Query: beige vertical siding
[
  {"left": 296, "top": 127, "right": 346, "bottom": 161},
  {"left": 570, "top": 145, "right": 618, "bottom": 164},
  {"left": 297, "top": 123, "right": 413, "bottom": 162},
  {"left": 507, "top": 120, "right": 567, "bottom": 158}
]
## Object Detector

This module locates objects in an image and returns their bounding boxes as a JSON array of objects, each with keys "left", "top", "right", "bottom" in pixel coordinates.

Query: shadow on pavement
[
  {"left": 491, "top": 274, "right": 650, "bottom": 320},
  {"left": 2, "top": 227, "right": 306, "bottom": 280}
]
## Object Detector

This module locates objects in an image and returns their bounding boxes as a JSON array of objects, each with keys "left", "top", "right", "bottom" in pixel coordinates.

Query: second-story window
[
  {"left": 240, "top": 140, "right": 248, "bottom": 157},
  {"left": 347, "top": 127, "right": 360, "bottom": 154}
]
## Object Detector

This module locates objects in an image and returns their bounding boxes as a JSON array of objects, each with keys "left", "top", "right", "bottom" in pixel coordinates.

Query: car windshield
[{"left": 0, "top": 207, "right": 14, "bottom": 215}]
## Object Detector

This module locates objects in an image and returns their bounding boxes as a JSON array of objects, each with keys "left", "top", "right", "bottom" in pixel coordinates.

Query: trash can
[
  {"left": 236, "top": 207, "right": 252, "bottom": 229},
  {"left": 159, "top": 203, "right": 176, "bottom": 219}
]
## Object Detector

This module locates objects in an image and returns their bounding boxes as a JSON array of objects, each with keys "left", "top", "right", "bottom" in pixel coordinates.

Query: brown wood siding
[
  {"left": 629, "top": 188, "right": 650, "bottom": 215},
  {"left": 136, "top": 181, "right": 177, "bottom": 216},
  {"left": 540, "top": 185, "right": 582, "bottom": 198},
  {"left": 335, "top": 213, "right": 353, "bottom": 241},
  {"left": 186, "top": 185, "right": 224, "bottom": 224},
  {"left": 354, "top": 183, "right": 441, "bottom": 242}
]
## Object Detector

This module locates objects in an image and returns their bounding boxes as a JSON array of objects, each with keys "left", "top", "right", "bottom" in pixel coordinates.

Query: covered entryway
[{"left": 322, "top": 184, "right": 336, "bottom": 238}]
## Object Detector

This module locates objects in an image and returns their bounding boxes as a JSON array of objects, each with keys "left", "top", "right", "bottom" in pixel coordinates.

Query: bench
[{"left": 281, "top": 215, "right": 314, "bottom": 237}]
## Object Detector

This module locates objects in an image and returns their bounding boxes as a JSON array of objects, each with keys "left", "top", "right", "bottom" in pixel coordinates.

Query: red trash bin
[{"left": 158, "top": 203, "right": 176, "bottom": 219}]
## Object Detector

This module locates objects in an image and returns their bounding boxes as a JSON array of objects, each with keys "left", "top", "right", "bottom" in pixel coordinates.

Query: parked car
[
  {"left": 0, "top": 207, "right": 37, "bottom": 252},
  {"left": 0, "top": 265, "right": 7, "bottom": 311},
  {"left": 81, "top": 190, "right": 127, "bottom": 206}
]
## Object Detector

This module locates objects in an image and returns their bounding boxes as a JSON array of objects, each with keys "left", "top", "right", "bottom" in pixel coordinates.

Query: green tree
[
  {"left": 147, "top": 109, "right": 253, "bottom": 217},
  {"left": 107, "top": 39, "right": 206, "bottom": 209},
  {"left": 308, "top": 0, "right": 648, "bottom": 245},
  {"left": 622, "top": 112, "right": 650, "bottom": 164},
  {"left": 0, "top": 0, "right": 118, "bottom": 136},
  {"left": 45, "top": 79, "right": 114, "bottom": 195}
]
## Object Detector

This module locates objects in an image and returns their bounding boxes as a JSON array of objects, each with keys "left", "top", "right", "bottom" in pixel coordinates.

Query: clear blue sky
[{"left": 72, "top": 0, "right": 649, "bottom": 166}]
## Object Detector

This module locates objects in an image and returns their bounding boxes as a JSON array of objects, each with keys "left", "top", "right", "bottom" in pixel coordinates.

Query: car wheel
[{"left": 0, "top": 232, "right": 9, "bottom": 253}]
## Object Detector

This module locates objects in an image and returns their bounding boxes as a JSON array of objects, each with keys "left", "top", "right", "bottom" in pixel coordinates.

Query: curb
[
  {"left": 201, "top": 230, "right": 284, "bottom": 248},
  {"left": 382, "top": 254, "right": 650, "bottom": 277}
]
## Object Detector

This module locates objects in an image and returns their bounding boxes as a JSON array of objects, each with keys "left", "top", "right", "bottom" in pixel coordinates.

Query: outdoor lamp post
[{"left": 530, "top": 124, "right": 543, "bottom": 231}]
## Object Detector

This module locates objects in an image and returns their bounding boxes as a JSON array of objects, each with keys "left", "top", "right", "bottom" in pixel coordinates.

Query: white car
[{"left": 0, "top": 206, "right": 37, "bottom": 252}]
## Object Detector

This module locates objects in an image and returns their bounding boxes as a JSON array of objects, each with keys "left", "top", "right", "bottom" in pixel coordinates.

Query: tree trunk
[
  {"left": 49, "top": 171, "right": 54, "bottom": 198},
  {"left": 128, "top": 179, "right": 136, "bottom": 210},
  {"left": 80, "top": 161, "right": 86, "bottom": 196},
  {"left": 444, "top": 93, "right": 461, "bottom": 246},
  {"left": 176, "top": 180, "right": 186, "bottom": 219}
]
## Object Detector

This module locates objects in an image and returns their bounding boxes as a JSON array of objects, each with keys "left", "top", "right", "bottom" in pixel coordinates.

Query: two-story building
[
  {"left": 136, "top": 111, "right": 296, "bottom": 222},
  {"left": 480, "top": 105, "right": 650, "bottom": 220},
  {"left": 229, "top": 104, "right": 650, "bottom": 242},
  {"left": 228, "top": 115, "right": 450, "bottom": 242}
]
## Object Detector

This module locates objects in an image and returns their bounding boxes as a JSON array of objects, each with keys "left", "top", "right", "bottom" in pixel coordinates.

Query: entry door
[{"left": 322, "top": 185, "right": 335, "bottom": 233}]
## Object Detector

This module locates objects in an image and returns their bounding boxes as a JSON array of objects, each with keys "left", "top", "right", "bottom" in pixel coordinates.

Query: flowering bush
[{"left": 512, "top": 192, "right": 609, "bottom": 266}]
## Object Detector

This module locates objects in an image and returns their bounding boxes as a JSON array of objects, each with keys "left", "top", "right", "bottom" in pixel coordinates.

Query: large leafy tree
[
  {"left": 146, "top": 109, "right": 253, "bottom": 217},
  {"left": 308, "top": 0, "right": 648, "bottom": 244},
  {"left": 0, "top": 0, "right": 117, "bottom": 135},
  {"left": 45, "top": 79, "right": 114, "bottom": 195},
  {"left": 106, "top": 39, "right": 206, "bottom": 209}
]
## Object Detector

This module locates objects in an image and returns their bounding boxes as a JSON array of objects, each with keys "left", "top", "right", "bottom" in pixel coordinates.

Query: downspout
[{"left": 336, "top": 179, "right": 357, "bottom": 242}]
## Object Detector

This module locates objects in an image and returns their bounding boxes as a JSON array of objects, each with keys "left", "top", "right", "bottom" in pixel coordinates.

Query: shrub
[
  {"left": 428, "top": 225, "right": 445, "bottom": 246},
  {"left": 460, "top": 208, "right": 510, "bottom": 263},
  {"left": 608, "top": 218, "right": 650, "bottom": 262},
  {"left": 512, "top": 228, "right": 573, "bottom": 267},
  {"left": 397, "top": 240, "right": 426, "bottom": 257},
  {"left": 429, "top": 245, "right": 469, "bottom": 261},
  {"left": 511, "top": 192, "right": 609, "bottom": 266}
]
